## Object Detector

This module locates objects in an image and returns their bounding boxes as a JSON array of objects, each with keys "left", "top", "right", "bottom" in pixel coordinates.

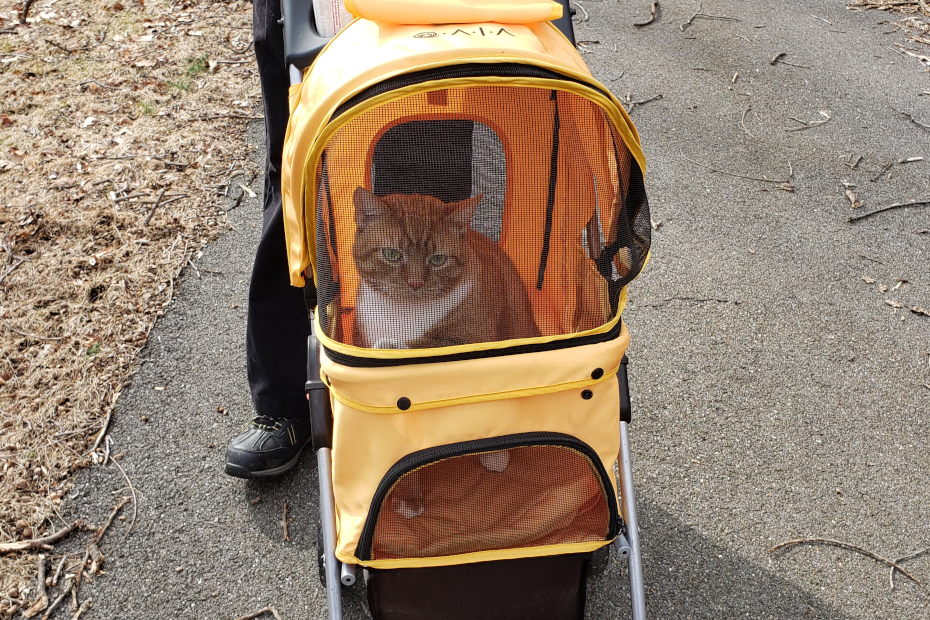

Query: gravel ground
[{"left": 58, "top": 1, "right": 929, "bottom": 618}]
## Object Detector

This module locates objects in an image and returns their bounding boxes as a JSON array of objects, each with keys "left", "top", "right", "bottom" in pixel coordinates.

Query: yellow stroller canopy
[{"left": 281, "top": 13, "right": 648, "bottom": 297}]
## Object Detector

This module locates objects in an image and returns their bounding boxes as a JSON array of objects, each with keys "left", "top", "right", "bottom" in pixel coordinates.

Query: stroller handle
[
  {"left": 281, "top": 0, "right": 577, "bottom": 76},
  {"left": 281, "top": 0, "right": 332, "bottom": 72}
]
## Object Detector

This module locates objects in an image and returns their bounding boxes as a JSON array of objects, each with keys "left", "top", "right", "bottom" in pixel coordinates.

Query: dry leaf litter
[
  {"left": 0, "top": 0, "right": 260, "bottom": 609},
  {"left": 850, "top": 0, "right": 930, "bottom": 58}
]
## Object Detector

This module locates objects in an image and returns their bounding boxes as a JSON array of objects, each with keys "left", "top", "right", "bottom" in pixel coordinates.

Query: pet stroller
[{"left": 279, "top": 1, "right": 651, "bottom": 618}]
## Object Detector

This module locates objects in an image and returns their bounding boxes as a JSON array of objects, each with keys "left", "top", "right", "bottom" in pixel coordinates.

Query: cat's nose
[{"left": 407, "top": 279, "right": 424, "bottom": 290}]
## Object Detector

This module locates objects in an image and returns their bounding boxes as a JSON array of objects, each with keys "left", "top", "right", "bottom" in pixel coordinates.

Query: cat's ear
[
  {"left": 447, "top": 194, "right": 483, "bottom": 235},
  {"left": 353, "top": 187, "right": 386, "bottom": 228}
]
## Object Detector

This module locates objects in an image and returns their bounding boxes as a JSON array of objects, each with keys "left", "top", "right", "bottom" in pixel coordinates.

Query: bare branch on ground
[{"left": 770, "top": 537, "right": 924, "bottom": 587}]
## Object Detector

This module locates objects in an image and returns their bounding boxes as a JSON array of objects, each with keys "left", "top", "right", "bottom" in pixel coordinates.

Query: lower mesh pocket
[{"left": 356, "top": 433, "right": 617, "bottom": 561}]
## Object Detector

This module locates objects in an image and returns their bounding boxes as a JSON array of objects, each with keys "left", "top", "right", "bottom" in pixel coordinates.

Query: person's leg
[{"left": 225, "top": 0, "right": 313, "bottom": 478}]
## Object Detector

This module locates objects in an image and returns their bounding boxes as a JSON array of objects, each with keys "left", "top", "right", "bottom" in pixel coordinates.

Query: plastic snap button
[
  {"left": 591, "top": 368, "right": 604, "bottom": 380},
  {"left": 397, "top": 397, "right": 411, "bottom": 410},
  {"left": 581, "top": 389, "right": 593, "bottom": 400}
]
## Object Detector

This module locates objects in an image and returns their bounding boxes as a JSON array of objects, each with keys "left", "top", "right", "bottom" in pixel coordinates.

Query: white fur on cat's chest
[{"left": 355, "top": 280, "right": 472, "bottom": 349}]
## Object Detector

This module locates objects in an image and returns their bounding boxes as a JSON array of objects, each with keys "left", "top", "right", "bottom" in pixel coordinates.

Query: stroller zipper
[
  {"left": 323, "top": 316, "right": 623, "bottom": 368},
  {"left": 329, "top": 62, "right": 614, "bottom": 123},
  {"left": 355, "top": 431, "right": 619, "bottom": 561}
]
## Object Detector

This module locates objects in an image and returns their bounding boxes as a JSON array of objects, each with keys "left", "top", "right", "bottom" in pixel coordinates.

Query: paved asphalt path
[{"left": 61, "top": 1, "right": 930, "bottom": 618}]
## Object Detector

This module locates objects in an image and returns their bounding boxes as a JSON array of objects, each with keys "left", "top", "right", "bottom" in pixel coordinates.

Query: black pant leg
[{"left": 246, "top": 0, "right": 311, "bottom": 421}]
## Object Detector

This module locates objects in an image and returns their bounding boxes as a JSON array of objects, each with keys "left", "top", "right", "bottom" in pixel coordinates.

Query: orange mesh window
[
  {"left": 315, "top": 84, "right": 650, "bottom": 350},
  {"left": 362, "top": 442, "right": 614, "bottom": 561}
]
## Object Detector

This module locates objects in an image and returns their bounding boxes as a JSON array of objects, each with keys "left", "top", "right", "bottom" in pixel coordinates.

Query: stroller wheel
[
  {"left": 316, "top": 520, "right": 326, "bottom": 589},
  {"left": 587, "top": 544, "right": 611, "bottom": 579}
]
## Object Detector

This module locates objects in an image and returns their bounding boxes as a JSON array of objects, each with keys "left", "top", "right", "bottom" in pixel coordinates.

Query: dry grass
[
  {"left": 849, "top": 0, "right": 930, "bottom": 51},
  {"left": 0, "top": 0, "right": 260, "bottom": 608}
]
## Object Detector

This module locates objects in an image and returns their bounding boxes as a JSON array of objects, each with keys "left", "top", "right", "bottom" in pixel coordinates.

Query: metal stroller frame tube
[
  {"left": 289, "top": 65, "right": 303, "bottom": 87},
  {"left": 317, "top": 447, "right": 344, "bottom": 620},
  {"left": 307, "top": 321, "right": 344, "bottom": 619},
  {"left": 619, "top": 421, "right": 646, "bottom": 620},
  {"left": 617, "top": 356, "right": 646, "bottom": 619}
]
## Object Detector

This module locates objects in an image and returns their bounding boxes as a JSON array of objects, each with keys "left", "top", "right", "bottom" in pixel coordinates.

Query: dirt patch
[{"left": 0, "top": 0, "right": 260, "bottom": 607}]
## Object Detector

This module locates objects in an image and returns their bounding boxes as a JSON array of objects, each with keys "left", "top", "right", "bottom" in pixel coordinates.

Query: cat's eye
[
  {"left": 428, "top": 254, "right": 447, "bottom": 267},
  {"left": 382, "top": 248, "right": 403, "bottom": 262}
]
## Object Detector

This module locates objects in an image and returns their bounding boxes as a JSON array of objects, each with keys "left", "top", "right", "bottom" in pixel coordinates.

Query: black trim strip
[
  {"left": 536, "top": 90, "right": 560, "bottom": 290},
  {"left": 321, "top": 152, "right": 338, "bottom": 258},
  {"left": 356, "top": 432, "right": 619, "bottom": 561},
  {"left": 329, "top": 62, "right": 614, "bottom": 124},
  {"left": 323, "top": 318, "right": 623, "bottom": 368}
]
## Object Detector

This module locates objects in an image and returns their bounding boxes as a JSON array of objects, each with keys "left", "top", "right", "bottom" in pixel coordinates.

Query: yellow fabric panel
[
  {"left": 281, "top": 16, "right": 644, "bottom": 286},
  {"left": 338, "top": 539, "right": 612, "bottom": 569},
  {"left": 287, "top": 83, "right": 302, "bottom": 114},
  {"left": 329, "top": 346, "right": 624, "bottom": 562},
  {"left": 321, "top": 322, "right": 629, "bottom": 411},
  {"left": 344, "top": 0, "right": 563, "bottom": 24}
]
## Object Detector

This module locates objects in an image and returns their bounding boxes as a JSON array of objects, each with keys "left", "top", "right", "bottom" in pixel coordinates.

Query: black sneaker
[{"left": 224, "top": 415, "right": 312, "bottom": 479}]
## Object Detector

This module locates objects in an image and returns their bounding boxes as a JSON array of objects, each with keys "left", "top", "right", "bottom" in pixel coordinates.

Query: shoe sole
[{"left": 224, "top": 441, "right": 310, "bottom": 479}]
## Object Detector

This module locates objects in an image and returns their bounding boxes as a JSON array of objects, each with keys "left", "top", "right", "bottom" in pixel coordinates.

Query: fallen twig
[
  {"left": 190, "top": 113, "right": 264, "bottom": 121},
  {"left": 113, "top": 192, "right": 148, "bottom": 203},
  {"left": 624, "top": 94, "right": 664, "bottom": 112},
  {"left": 891, "top": 545, "right": 930, "bottom": 590},
  {"left": 71, "top": 598, "right": 92, "bottom": 619},
  {"left": 770, "top": 52, "right": 811, "bottom": 69},
  {"left": 845, "top": 154, "right": 862, "bottom": 170},
  {"left": 51, "top": 554, "right": 69, "bottom": 587},
  {"left": 0, "top": 520, "right": 86, "bottom": 553},
  {"left": 870, "top": 162, "right": 893, "bottom": 182},
  {"left": 680, "top": 150, "right": 793, "bottom": 185},
  {"left": 2, "top": 324, "right": 67, "bottom": 341},
  {"left": 282, "top": 502, "right": 290, "bottom": 542},
  {"left": 234, "top": 606, "right": 283, "bottom": 620},
  {"left": 681, "top": 0, "right": 739, "bottom": 30},
  {"left": 21, "top": 0, "right": 36, "bottom": 23},
  {"left": 769, "top": 538, "right": 924, "bottom": 587},
  {"left": 634, "top": 0, "right": 659, "bottom": 26},
  {"left": 93, "top": 496, "right": 131, "bottom": 544},
  {"left": 110, "top": 459, "right": 138, "bottom": 542},
  {"left": 740, "top": 105, "right": 756, "bottom": 139},
  {"left": 571, "top": 1, "right": 589, "bottom": 21},
  {"left": 45, "top": 38, "right": 74, "bottom": 54},
  {"left": 845, "top": 187, "right": 863, "bottom": 209},
  {"left": 895, "top": 109, "right": 930, "bottom": 131},
  {"left": 785, "top": 110, "right": 831, "bottom": 132},
  {"left": 90, "top": 408, "right": 113, "bottom": 454},
  {"left": 86, "top": 543, "right": 104, "bottom": 579},
  {"left": 22, "top": 554, "right": 49, "bottom": 618},
  {"left": 41, "top": 576, "right": 74, "bottom": 620},
  {"left": 847, "top": 200, "right": 930, "bottom": 223},
  {"left": 141, "top": 188, "right": 168, "bottom": 227},
  {"left": 0, "top": 258, "right": 26, "bottom": 286}
]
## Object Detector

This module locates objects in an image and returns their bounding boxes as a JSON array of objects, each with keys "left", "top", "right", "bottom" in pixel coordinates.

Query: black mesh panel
[
  {"left": 372, "top": 120, "right": 474, "bottom": 202},
  {"left": 314, "top": 84, "right": 650, "bottom": 351}
]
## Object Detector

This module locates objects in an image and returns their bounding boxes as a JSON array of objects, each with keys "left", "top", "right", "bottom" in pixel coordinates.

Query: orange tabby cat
[
  {"left": 352, "top": 187, "right": 539, "bottom": 350},
  {"left": 352, "top": 187, "right": 535, "bottom": 518}
]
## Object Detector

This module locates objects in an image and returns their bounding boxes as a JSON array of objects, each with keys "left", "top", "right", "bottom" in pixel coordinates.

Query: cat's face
[{"left": 352, "top": 188, "right": 481, "bottom": 300}]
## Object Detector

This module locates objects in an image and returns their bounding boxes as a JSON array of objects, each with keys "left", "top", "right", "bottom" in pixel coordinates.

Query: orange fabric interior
[
  {"left": 319, "top": 84, "right": 634, "bottom": 346},
  {"left": 369, "top": 445, "right": 610, "bottom": 560}
]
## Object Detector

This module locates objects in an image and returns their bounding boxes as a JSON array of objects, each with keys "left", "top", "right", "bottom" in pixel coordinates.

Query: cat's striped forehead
[{"left": 379, "top": 194, "right": 453, "bottom": 244}]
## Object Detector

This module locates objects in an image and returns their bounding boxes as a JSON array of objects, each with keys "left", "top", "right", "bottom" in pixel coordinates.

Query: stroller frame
[{"left": 281, "top": 1, "right": 647, "bottom": 618}]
